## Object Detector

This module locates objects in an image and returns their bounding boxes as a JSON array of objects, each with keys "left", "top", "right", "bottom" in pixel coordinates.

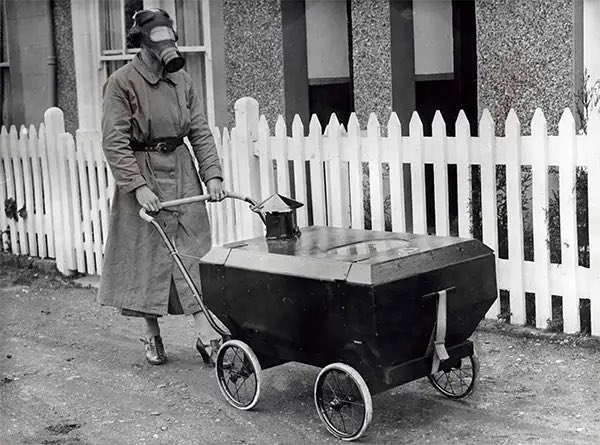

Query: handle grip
[{"left": 139, "top": 191, "right": 263, "bottom": 223}]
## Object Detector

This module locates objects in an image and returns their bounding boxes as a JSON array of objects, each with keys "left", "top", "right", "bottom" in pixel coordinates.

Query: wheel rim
[
  {"left": 315, "top": 364, "right": 372, "bottom": 441},
  {"left": 428, "top": 354, "right": 478, "bottom": 399},
  {"left": 216, "top": 340, "right": 261, "bottom": 410}
]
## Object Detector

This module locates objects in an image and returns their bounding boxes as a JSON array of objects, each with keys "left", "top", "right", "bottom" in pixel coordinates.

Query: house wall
[
  {"left": 4, "top": 0, "right": 54, "bottom": 127},
  {"left": 222, "top": 0, "right": 285, "bottom": 127},
  {"left": 350, "top": 0, "right": 394, "bottom": 125},
  {"left": 53, "top": 0, "right": 78, "bottom": 134},
  {"left": 475, "top": 0, "right": 577, "bottom": 135}
]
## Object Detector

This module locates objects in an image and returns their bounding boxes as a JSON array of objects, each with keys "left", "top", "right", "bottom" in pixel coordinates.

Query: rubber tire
[
  {"left": 215, "top": 340, "right": 262, "bottom": 410},
  {"left": 428, "top": 353, "right": 479, "bottom": 399},
  {"left": 314, "top": 362, "right": 373, "bottom": 441}
]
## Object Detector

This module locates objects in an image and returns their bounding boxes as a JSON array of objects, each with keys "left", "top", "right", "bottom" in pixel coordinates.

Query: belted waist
[{"left": 130, "top": 137, "right": 184, "bottom": 153}]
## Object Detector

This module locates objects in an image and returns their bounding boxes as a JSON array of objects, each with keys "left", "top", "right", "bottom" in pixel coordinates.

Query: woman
[{"left": 98, "top": 8, "right": 228, "bottom": 366}]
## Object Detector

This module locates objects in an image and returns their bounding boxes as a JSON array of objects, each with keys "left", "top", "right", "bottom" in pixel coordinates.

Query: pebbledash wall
[
  {"left": 476, "top": 0, "right": 580, "bottom": 135},
  {"left": 349, "top": 0, "right": 394, "bottom": 126},
  {"left": 223, "top": 0, "right": 286, "bottom": 128},
  {"left": 52, "top": 0, "right": 78, "bottom": 135}
]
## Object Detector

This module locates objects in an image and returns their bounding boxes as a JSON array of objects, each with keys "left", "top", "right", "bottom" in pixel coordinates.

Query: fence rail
[{"left": 1, "top": 101, "right": 599, "bottom": 337}]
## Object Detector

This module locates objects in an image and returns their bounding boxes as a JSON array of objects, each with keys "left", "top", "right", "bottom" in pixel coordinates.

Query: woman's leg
[
  {"left": 145, "top": 317, "right": 161, "bottom": 338},
  {"left": 143, "top": 317, "right": 167, "bottom": 364}
]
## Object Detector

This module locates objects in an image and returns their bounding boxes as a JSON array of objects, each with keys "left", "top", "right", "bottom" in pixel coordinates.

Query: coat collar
[{"left": 132, "top": 53, "right": 179, "bottom": 85}]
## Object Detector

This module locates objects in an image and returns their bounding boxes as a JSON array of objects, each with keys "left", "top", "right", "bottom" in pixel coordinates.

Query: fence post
[
  {"left": 234, "top": 97, "right": 263, "bottom": 239},
  {"left": 44, "top": 107, "right": 76, "bottom": 275}
]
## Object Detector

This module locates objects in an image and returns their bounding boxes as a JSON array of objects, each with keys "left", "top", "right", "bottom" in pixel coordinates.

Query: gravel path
[{"left": 1, "top": 266, "right": 599, "bottom": 444}]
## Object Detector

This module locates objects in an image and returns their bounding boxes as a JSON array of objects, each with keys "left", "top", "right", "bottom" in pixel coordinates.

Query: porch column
[
  {"left": 350, "top": 0, "right": 415, "bottom": 132},
  {"left": 71, "top": 0, "right": 101, "bottom": 132}
]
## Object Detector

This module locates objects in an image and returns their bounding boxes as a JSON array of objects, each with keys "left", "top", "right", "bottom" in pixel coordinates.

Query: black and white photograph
[{"left": 1, "top": 0, "right": 599, "bottom": 443}]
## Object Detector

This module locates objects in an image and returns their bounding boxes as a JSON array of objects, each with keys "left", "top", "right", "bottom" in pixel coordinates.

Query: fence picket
[
  {"left": 221, "top": 128, "right": 237, "bottom": 244},
  {"left": 83, "top": 132, "right": 102, "bottom": 275},
  {"left": 387, "top": 113, "right": 405, "bottom": 233},
  {"left": 432, "top": 111, "right": 450, "bottom": 236},
  {"left": 531, "top": 109, "right": 551, "bottom": 329},
  {"left": 76, "top": 135, "right": 95, "bottom": 274},
  {"left": 480, "top": 109, "right": 500, "bottom": 318},
  {"left": 505, "top": 110, "right": 526, "bottom": 325},
  {"left": 258, "top": 115, "right": 275, "bottom": 201},
  {"left": 275, "top": 116, "right": 291, "bottom": 197},
  {"left": 211, "top": 127, "right": 223, "bottom": 246},
  {"left": 38, "top": 124, "right": 55, "bottom": 258},
  {"left": 588, "top": 111, "right": 600, "bottom": 336},
  {"left": 10, "top": 126, "right": 28, "bottom": 254},
  {"left": 347, "top": 113, "right": 364, "bottom": 230},
  {"left": 307, "top": 115, "right": 326, "bottom": 226},
  {"left": 229, "top": 128, "right": 243, "bottom": 241},
  {"left": 65, "top": 133, "right": 85, "bottom": 272},
  {"left": 455, "top": 111, "right": 471, "bottom": 238},
  {"left": 409, "top": 112, "right": 427, "bottom": 234},
  {"left": 28, "top": 125, "right": 46, "bottom": 258},
  {"left": 326, "top": 114, "right": 346, "bottom": 228},
  {"left": 366, "top": 114, "right": 384, "bottom": 231},
  {"left": 19, "top": 126, "right": 36, "bottom": 256},
  {"left": 93, "top": 133, "right": 110, "bottom": 256},
  {"left": 291, "top": 115, "right": 308, "bottom": 227},
  {"left": 558, "top": 108, "right": 579, "bottom": 333}
]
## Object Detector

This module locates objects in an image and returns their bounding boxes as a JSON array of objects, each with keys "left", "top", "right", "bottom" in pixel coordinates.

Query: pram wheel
[
  {"left": 215, "top": 340, "right": 262, "bottom": 410},
  {"left": 314, "top": 363, "right": 372, "bottom": 441},
  {"left": 428, "top": 353, "right": 479, "bottom": 399}
]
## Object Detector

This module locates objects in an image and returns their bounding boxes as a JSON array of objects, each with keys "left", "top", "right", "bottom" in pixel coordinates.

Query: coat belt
[{"left": 130, "top": 138, "right": 184, "bottom": 153}]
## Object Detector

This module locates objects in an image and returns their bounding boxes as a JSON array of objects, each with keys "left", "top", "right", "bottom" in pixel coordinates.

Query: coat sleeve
[
  {"left": 187, "top": 79, "right": 223, "bottom": 184},
  {"left": 102, "top": 75, "right": 146, "bottom": 194}
]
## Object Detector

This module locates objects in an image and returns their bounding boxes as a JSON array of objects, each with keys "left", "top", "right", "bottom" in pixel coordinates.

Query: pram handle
[
  {"left": 139, "top": 191, "right": 264, "bottom": 223},
  {"left": 137, "top": 191, "right": 263, "bottom": 339}
]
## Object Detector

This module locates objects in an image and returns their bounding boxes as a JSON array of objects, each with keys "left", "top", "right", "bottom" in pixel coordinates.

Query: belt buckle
[{"left": 155, "top": 142, "right": 168, "bottom": 153}]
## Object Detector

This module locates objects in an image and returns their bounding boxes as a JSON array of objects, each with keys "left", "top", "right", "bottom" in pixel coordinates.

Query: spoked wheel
[
  {"left": 215, "top": 340, "right": 261, "bottom": 410},
  {"left": 314, "top": 363, "right": 373, "bottom": 441},
  {"left": 428, "top": 353, "right": 479, "bottom": 399}
]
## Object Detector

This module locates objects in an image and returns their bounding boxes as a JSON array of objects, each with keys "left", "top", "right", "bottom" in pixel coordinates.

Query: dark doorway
[{"left": 415, "top": 0, "right": 477, "bottom": 136}]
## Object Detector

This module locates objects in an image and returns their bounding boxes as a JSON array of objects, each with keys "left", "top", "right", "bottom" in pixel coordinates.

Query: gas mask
[{"left": 130, "top": 9, "right": 185, "bottom": 73}]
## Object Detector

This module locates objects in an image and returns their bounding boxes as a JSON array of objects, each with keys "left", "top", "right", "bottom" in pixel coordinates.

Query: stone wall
[
  {"left": 476, "top": 0, "right": 576, "bottom": 134},
  {"left": 223, "top": 0, "right": 285, "bottom": 127}
]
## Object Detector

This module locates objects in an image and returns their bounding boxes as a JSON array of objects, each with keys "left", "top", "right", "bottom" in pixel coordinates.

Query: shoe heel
[{"left": 196, "top": 338, "right": 213, "bottom": 365}]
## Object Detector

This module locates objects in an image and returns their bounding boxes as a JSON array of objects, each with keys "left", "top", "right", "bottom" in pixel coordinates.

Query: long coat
[{"left": 97, "top": 54, "right": 222, "bottom": 315}]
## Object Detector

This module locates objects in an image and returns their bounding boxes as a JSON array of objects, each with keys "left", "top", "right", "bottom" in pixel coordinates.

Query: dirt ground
[{"left": 1, "top": 266, "right": 599, "bottom": 445}]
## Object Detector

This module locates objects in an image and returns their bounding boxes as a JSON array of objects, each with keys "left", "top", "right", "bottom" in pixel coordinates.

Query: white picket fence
[
  {"left": 1, "top": 99, "right": 600, "bottom": 337},
  {"left": 0, "top": 109, "right": 115, "bottom": 275}
]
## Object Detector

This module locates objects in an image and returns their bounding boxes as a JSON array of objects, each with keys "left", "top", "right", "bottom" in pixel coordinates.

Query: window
[
  {"left": 0, "top": 0, "right": 10, "bottom": 127},
  {"left": 98, "top": 0, "right": 214, "bottom": 126}
]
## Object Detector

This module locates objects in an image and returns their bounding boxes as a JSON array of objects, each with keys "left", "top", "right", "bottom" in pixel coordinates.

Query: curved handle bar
[{"left": 139, "top": 191, "right": 264, "bottom": 224}]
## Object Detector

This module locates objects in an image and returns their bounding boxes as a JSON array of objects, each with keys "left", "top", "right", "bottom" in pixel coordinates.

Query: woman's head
[{"left": 127, "top": 8, "right": 185, "bottom": 73}]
